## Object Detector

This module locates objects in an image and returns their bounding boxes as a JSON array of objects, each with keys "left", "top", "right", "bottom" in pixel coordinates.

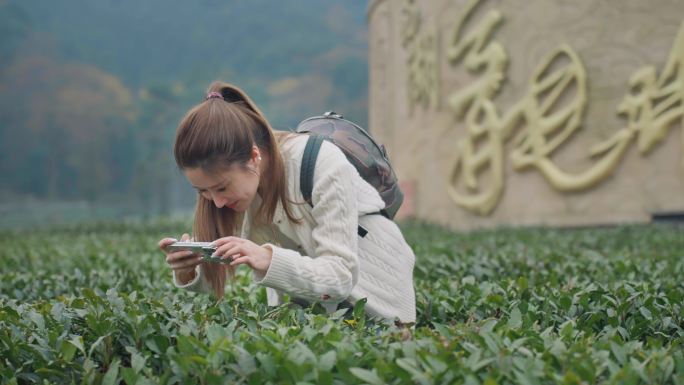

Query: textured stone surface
[{"left": 368, "top": 0, "right": 684, "bottom": 230}]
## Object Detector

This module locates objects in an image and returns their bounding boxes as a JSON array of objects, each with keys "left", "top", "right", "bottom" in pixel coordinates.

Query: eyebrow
[{"left": 192, "top": 179, "right": 227, "bottom": 191}]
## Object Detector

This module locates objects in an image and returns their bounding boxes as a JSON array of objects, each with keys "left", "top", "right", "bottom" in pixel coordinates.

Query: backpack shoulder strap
[
  {"left": 300, "top": 135, "right": 324, "bottom": 207},
  {"left": 299, "top": 134, "right": 371, "bottom": 238}
]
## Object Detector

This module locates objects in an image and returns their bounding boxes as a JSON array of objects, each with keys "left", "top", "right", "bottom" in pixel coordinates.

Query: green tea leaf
[
  {"left": 508, "top": 307, "right": 522, "bottom": 329},
  {"left": 101, "top": 358, "right": 120, "bottom": 385},
  {"left": 349, "top": 367, "right": 384, "bottom": 385}
]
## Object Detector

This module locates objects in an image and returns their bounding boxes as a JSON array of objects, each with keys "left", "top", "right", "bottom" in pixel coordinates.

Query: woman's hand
[
  {"left": 211, "top": 236, "right": 273, "bottom": 276},
  {"left": 158, "top": 233, "right": 203, "bottom": 282}
]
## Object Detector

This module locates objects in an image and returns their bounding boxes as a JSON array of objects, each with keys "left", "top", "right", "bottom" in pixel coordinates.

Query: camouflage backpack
[{"left": 295, "top": 112, "right": 404, "bottom": 236}]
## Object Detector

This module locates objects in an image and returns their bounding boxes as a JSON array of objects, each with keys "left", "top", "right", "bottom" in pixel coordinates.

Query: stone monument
[{"left": 368, "top": 0, "right": 684, "bottom": 230}]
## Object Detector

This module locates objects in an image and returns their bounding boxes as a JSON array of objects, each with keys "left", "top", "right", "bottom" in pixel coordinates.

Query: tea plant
[{"left": 1, "top": 218, "right": 683, "bottom": 384}]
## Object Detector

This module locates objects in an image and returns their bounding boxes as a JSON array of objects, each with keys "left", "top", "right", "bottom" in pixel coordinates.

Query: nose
[{"left": 211, "top": 193, "right": 229, "bottom": 208}]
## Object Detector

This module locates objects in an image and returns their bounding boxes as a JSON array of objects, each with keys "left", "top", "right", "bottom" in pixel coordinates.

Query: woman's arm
[
  {"left": 172, "top": 264, "right": 213, "bottom": 294},
  {"left": 254, "top": 141, "right": 360, "bottom": 304},
  {"left": 160, "top": 235, "right": 213, "bottom": 294}
]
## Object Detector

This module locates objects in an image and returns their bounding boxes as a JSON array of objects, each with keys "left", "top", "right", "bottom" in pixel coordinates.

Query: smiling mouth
[{"left": 228, "top": 201, "right": 238, "bottom": 209}]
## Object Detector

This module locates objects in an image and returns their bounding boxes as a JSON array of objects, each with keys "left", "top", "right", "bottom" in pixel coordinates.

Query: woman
[{"left": 158, "top": 81, "right": 416, "bottom": 323}]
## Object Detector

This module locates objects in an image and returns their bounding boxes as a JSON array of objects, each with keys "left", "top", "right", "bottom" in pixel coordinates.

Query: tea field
[{"left": 1, "top": 219, "right": 683, "bottom": 384}]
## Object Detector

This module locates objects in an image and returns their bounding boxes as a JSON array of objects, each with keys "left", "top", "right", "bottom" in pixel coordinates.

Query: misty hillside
[
  {"left": 0, "top": 1, "right": 371, "bottom": 222},
  {"left": 1, "top": 0, "right": 369, "bottom": 126}
]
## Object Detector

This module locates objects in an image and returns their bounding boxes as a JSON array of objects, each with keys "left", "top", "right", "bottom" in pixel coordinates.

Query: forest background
[{"left": 0, "top": 0, "right": 369, "bottom": 228}]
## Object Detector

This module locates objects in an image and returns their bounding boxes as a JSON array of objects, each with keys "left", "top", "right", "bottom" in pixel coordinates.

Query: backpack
[{"left": 295, "top": 111, "right": 404, "bottom": 236}]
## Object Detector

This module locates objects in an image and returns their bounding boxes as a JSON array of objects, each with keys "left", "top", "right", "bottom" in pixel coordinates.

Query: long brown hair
[{"left": 174, "top": 81, "right": 305, "bottom": 298}]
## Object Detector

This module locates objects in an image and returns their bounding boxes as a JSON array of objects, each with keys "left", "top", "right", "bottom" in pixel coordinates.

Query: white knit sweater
[{"left": 173, "top": 134, "right": 416, "bottom": 322}]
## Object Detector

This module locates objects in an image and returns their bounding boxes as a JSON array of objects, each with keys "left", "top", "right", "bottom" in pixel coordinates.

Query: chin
[{"left": 228, "top": 200, "right": 247, "bottom": 212}]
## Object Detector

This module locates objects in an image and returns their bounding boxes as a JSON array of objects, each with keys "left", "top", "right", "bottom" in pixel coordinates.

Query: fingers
[
  {"left": 170, "top": 256, "right": 203, "bottom": 271},
  {"left": 212, "top": 236, "right": 242, "bottom": 247},
  {"left": 213, "top": 238, "right": 247, "bottom": 261},
  {"left": 214, "top": 244, "right": 243, "bottom": 259},
  {"left": 221, "top": 251, "right": 243, "bottom": 262},
  {"left": 230, "top": 256, "right": 251, "bottom": 267},
  {"left": 165, "top": 250, "right": 196, "bottom": 263},
  {"left": 159, "top": 233, "right": 202, "bottom": 273},
  {"left": 159, "top": 237, "right": 178, "bottom": 250},
  {"left": 166, "top": 250, "right": 202, "bottom": 268}
]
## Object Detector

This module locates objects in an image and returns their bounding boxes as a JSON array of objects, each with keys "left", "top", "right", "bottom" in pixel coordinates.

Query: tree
[{"left": 0, "top": 53, "right": 135, "bottom": 201}]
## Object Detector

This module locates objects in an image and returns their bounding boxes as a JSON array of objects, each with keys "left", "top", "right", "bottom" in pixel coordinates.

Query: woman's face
[{"left": 184, "top": 149, "right": 262, "bottom": 212}]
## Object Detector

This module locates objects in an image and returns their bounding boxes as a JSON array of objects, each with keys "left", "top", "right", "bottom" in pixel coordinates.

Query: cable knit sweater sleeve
[
  {"left": 171, "top": 265, "right": 212, "bottom": 294},
  {"left": 253, "top": 141, "right": 359, "bottom": 304}
]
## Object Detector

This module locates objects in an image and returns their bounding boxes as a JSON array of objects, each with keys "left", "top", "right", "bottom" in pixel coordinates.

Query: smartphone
[{"left": 166, "top": 241, "right": 227, "bottom": 264}]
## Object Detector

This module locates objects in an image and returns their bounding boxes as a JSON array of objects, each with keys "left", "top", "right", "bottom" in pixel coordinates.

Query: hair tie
[{"left": 205, "top": 91, "right": 224, "bottom": 101}]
